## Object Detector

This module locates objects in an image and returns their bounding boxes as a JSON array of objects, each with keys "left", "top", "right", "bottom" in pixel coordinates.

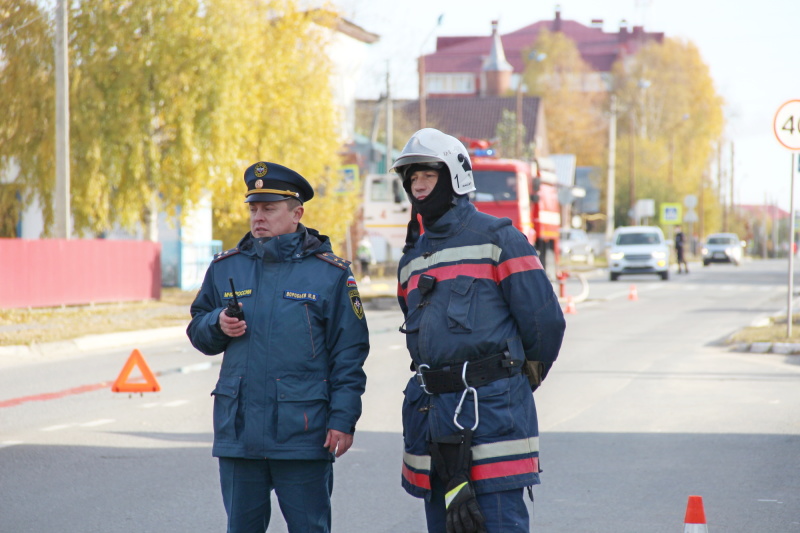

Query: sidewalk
[{"left": 0, "top": 277, "right": 398, "bottom": 365}]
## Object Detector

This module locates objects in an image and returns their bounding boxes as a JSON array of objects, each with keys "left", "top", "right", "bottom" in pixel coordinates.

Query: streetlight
[{"left": 418, "top": 14, "right": 444, "bottom": 129}]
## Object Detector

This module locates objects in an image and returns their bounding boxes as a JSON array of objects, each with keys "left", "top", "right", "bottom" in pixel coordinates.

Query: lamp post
[{"left": 418, "top": 14, "right": 444, "bottom": 129}]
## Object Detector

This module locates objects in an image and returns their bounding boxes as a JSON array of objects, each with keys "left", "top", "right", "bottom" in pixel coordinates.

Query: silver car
[{"left": 702, "top": 233, "right": 744, "bottom": 266}]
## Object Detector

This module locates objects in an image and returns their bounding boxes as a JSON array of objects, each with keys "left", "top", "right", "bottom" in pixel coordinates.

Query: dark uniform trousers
[{"left": 219, "top": 457, "right": 333, "bottom": 533}]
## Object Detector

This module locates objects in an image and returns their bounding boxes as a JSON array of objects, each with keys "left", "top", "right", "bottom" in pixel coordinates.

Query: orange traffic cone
[
  {"left": 628, "top": 284, "right": 638, "bottom": 301},
  {"left": 683, "top": 495, "right": 708, "bottom": 533},
  {"left": 564, "top": 296, "right": 577, "bottom": 315}
]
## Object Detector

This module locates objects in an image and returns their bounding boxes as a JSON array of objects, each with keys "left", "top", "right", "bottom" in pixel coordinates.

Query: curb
[
  {"left": 0, "top": 326, "right": 186, "bottom": 360},
  {"left": 729, "top": 341, "right": 800, "bottom": 355}
]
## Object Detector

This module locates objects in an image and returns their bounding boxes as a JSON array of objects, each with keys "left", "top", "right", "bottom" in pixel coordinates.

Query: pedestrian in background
[
  {"left": 392, "top": 129, "right": 566, "bottom": 533},
  {"left": 676, "top": 227, "right": 689, "bottom": 273},
  {"left": 356, "top": 235, "right": 375, "bottom": 282},
  {"left": 187, "top": 161, "right": 370, "bottom": 533}
]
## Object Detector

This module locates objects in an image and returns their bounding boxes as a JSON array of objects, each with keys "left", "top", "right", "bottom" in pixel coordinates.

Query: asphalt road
[{"left": 1, "top": 258, "right": 799, "bottom": 532}]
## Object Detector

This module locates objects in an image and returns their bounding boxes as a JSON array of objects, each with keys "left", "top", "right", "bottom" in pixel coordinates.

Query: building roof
[
  {"left": 424, "top": 9, "right": 663, "bottom": 75},
  {"left": 484, "top": 20, "right": 513, "bottom": 72},
  {"left": 397, "top": 96, "right": 542, "bottom": 146}
]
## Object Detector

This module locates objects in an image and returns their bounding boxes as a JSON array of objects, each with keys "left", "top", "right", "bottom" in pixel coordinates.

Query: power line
[{"left": 0, "top": 7, "right": 55, "bottom": 42}]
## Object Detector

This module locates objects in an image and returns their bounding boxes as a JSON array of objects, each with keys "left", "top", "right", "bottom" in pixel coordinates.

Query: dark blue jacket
[
  {"left": 397, "top": 196, "right": 565, "bottom": 496},
  {"left": 187, "top": 225, "right": 369, "bottom": 460}
]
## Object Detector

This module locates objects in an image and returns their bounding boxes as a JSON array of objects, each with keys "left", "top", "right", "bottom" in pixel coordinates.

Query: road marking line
[
  {"left": 0, "top": 381, "right": 111, "bottom": 409},
  {"left": 164, "top": 400, "right": 189, "bottom": 407},
  {"left": 179, "top": 362, "right": 213, "bottom": 373},
  {"left": 80, "top": 419, "right": 115, "bottom": 427},
  {"left": 0, "top": 441, "right": 23, "bottom": 448},
  {"left": 41, "top": 424, "right": 71, "bottom": 432},
  {"left": 140, "top": 402, "right": 160, "bottom": 409}
]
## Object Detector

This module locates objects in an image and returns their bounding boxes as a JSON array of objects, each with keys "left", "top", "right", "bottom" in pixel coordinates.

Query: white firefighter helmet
[{"left": 391, "top": 128, "right": 475, "bottom": 196}]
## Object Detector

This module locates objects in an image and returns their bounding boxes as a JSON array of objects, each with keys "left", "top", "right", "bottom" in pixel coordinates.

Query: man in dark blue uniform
[
  {"left": 393, "top": 129, "right": 565, "bottom": 533},
  {"left": 187, "top": 161, "right": 370, "bottom": 533}
]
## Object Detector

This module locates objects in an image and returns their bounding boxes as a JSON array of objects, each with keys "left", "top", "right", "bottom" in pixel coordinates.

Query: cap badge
[
  {"left": 254, "top": 179, "right": 263, "bottom": 189},
  {"left": 254, "top": 163, "right": 268, "bottom": 178}
]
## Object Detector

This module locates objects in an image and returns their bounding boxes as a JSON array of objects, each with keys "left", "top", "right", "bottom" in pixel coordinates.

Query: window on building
[{"left": 426, "top": 74, "right": 476, "bottom": 95}]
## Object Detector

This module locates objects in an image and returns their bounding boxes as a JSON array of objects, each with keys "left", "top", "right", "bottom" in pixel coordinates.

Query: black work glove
[{"left": 444, "top": 473, "right": 486, "bottom": 533}]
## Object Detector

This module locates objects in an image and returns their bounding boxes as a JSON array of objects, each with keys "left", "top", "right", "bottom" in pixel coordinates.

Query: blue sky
[{"left": 336, "top": 0, "right": 800, "bottom": 213}]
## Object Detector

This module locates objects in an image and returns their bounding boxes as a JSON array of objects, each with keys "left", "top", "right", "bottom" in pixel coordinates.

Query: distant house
[
  {"left": 357, "top": 19, "right": 550, "bottom": 160},
  {"left": 395, "top": 95, "right": 548, "bottom": 156},
  {"left": 420, "top": 7, "right": 663, "bottom": 98}
]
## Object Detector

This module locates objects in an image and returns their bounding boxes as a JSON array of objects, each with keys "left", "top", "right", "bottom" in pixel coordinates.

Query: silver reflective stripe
[
  {"left": 403, "top": 451, "right": 431, "bottom": 471},
  {"left": 399, "top": 244, "right": 502, "bottom": 284},
  {"left": 471, "top": 436, "right": 539, "bottom": 461},
  {"left": 403, "top": 437, "right": 538, "bottom": 469}
]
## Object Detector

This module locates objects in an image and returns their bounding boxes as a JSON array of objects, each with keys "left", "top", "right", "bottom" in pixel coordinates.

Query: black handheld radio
[{"left": 224, "top": 278, "right": 245, "bottom": 321}]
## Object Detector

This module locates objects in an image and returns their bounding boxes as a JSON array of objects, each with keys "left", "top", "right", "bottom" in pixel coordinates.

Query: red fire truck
[{"left": 468, "top": 143, "right": 561, "bottom": 276}]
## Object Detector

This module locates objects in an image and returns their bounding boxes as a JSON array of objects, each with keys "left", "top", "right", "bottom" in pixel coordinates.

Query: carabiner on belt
[
  {"left": 453, "top": 361, "right": 479, "bottom": 431},
  {"left": 415, "top": 364, "right": 433, "bottom": 395}
]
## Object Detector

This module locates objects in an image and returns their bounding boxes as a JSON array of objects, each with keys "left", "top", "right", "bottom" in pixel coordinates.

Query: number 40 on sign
[{"left": 774, "top": 100, "right": 800, "bottom": 151}]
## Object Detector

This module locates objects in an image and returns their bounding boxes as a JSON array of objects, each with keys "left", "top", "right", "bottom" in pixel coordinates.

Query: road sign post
[{"left": 773, "top": 100, "right": 800, "bottom": 337}]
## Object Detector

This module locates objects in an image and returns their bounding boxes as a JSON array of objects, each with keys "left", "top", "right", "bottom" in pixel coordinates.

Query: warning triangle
[{"left": 112, "top": 349, "right": 161, "bottom": 393}]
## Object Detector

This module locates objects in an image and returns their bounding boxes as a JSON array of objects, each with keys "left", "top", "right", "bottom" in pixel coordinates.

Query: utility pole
[
  {"left": 719, "top": 143, "right": 727, "bottom": 232},
  {"left": 730, "top": 141, "right": 735, "bottom": 227},
  {"left": 418, "top": 56, "right": 426, "bottom": 130},
  {"left": 418, "top": 14, "right": 443, "bottom": 130},
  {"left": 605, "top": 95, "right": 617, "bottom": 242},
  {"left": 384, "top": 67, "right": 393, "bottom": 175},
  {"left": 628, "top": 111, "right": 636, "bottom": 225},
  {"left": 54, "top": 0, "right": 71, "bottom": 239}
]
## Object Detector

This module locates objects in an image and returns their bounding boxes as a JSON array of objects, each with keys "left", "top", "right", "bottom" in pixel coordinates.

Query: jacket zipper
[{"left": 304, "top": 304, "right": 317, "bottom": 358}]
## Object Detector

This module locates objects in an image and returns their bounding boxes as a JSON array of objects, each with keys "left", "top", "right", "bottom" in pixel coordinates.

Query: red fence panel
[{"left": 0, "top": 239, "right": 161, "bottom": 309}]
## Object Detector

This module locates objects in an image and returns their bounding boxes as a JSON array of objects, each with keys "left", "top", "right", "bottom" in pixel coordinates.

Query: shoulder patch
[
  {"left": 315, "top": 252, "right": 351, "bottom": 270},
  {"left": 213, "top": 248, "right": 240, "bottom": 262}
]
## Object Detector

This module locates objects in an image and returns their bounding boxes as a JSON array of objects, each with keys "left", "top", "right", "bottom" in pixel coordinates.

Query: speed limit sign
[{"left": 774, "top": 100, "right": 800, "bottom": 151}]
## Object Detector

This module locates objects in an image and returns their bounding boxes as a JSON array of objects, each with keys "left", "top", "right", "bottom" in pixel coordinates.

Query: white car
[
  {"left": 608, "top": 226, "right": 670, "bottom": 281},
  {"left": 702, "top": 233, "right": 744, "bottom": 266},
  {"left": 559, "top": 228, "right": 595, "bottom": 264}
]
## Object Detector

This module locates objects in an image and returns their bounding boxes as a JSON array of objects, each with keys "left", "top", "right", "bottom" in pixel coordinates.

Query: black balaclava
[{"left": 403, "top": 163, "right": 455, "bottom": 227}]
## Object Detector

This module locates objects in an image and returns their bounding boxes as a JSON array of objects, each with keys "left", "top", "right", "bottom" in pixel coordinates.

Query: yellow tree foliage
[
  {"left": 0, "top": 1, "right": 55, "bottom": 234},
  {"left": 611, "top": 38, "right": 725, "bottom": 227},
  {"left": 204, "top": 2, "right": 348, "bottom": 249},
  {"left": 521, "top": 29, "right": 607, "bottom": 167},
  {"left": 0, "top": 0, "right": 353, "bottom": 249}
]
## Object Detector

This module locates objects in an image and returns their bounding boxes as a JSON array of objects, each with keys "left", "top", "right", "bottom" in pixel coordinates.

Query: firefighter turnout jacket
[{"left": 397, "top": 196, "right": 565, "bottom": 497}]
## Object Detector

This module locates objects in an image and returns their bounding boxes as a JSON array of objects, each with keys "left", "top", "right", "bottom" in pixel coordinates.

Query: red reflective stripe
[
  {"left": 470, "top": 457, "right": 539, "bottom": 481},
  {"left": 402, "top": 255, "right": 542, "bottom": 296},
  {"left": 402, "top": 463, "right": 431, "bottom": 489},
  {"left": 407, "top": 263, "right": 497, "bottom": 293},
  {"left": 398, "top": 281, "right": 407, "bottom": 302},
  {"left": 497, "top": 255, "right": 542, "bottom": 281}
]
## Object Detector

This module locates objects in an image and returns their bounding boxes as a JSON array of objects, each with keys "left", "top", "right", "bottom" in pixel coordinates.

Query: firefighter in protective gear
[{"left": 393, "top": 129, "right": 566, "bottom": 533}]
